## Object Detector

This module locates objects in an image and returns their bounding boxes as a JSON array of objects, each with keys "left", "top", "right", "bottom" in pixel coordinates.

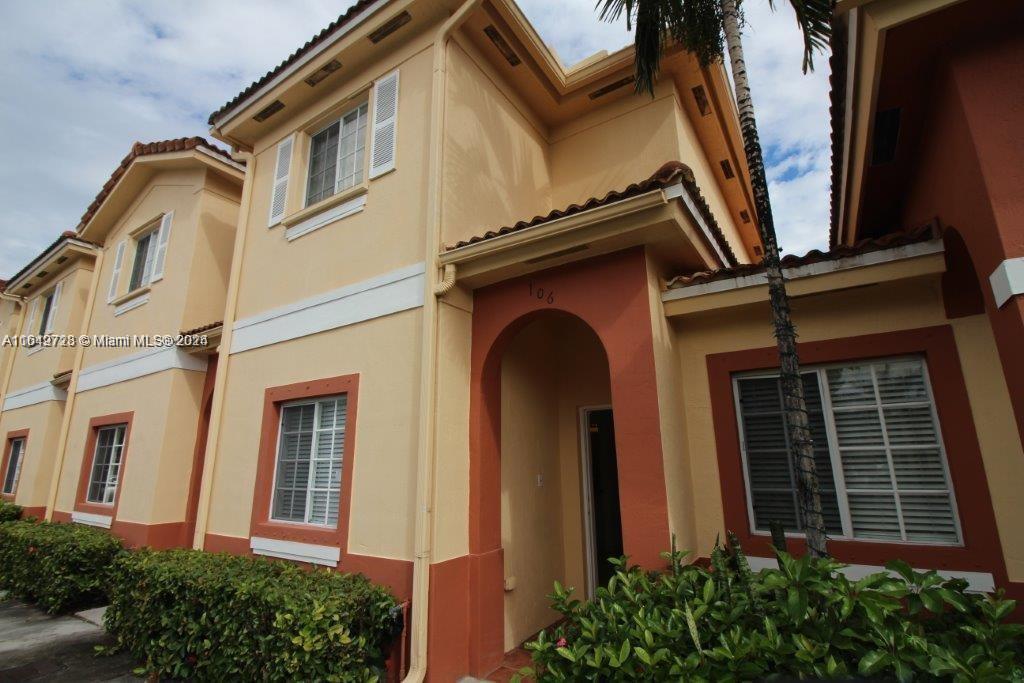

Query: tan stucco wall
[
  {"left": 83, "top": 167, "right": 236, "bottom": 368},
  {"left": 205, "top": 309, "right": 422, "bottom": 559},
  {"left": 499, "top": 314, "right": 610, "bottom": 650},
  {"left": 7, "top": 264, "right": 94, "bottom": 391},
  {"left": 54, "top": 368, "right": 206, "bottom": 523},
  {"left": 0, "top": 401, "right": 65, "bottom": 509},
  {"left": 670, "top": 274, "right": 1024, "bottom": 580},
  {"left": 234, "top": 44, "right": 435, "bottom": 321},
  {"left": 0, "top": 297, "right": 25, "bottom": 401}
]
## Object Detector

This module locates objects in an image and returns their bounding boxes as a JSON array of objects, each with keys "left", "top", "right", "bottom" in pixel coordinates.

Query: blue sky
[{"left": 0, "top": 0, "right": 831, "bottom": 278}]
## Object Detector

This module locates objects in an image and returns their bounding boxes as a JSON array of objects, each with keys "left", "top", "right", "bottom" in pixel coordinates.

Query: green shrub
[
  {"left": 0, "top": 519, "right": 124, "bottom": 613},
  {"left": 521, "top": 539, "right": 1024, "bottom": 681},
  {"left": 105, "top": 549, "right": 399, "bottom": 682},
  {"left": 0, "top": 501, "right": 23, "bottom": 522}
]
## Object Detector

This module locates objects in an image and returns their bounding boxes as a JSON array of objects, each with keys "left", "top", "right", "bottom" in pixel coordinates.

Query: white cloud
[{"left": 0, "top": 0, "right": 830, "bottom": 278}]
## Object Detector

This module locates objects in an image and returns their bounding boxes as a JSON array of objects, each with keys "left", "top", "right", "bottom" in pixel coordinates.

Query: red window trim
[
  {"left": 250, "top": 374, "right": 360, "bottom": 548},
  {"left": 708, "top": 325, "right": 1009, "bottom": 579},
  {"left": 1, "top": 429, "right": 30, "bottom": 501},
  {"left": 74, "top": 412, "right": 134, "bottom": 518}
]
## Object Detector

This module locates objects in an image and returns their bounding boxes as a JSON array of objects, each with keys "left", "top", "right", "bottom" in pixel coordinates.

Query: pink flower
[{"left": 556, "top": 637, "right": 568, "bottom": 648}]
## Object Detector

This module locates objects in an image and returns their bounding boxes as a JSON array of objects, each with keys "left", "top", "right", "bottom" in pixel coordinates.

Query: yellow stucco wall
[
  {"left": 0, "top": 401, "right": 65, "bottom": 509},
  {"left": 669, "top": 274, "right": 1024, "bottom": 580},
  {"left": 205, "top": 309, "right": 422, "bottom": 559}
]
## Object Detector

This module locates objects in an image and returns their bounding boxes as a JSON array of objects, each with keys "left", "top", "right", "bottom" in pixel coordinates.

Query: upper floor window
[
  {"left": 129, "top": 227, "right": 158, "bottom": 292},
  {"left": 305, "top": 102, "right": 368, "bottom": 207},
  {"left": 2, "top": 437, "right": 25, "bottom": 495},
  {"left": 38, "top": 291, "right": 55, "bottom": 336},
  {"left": 734, "top": 357, "right": 961, "bottom": 545}
]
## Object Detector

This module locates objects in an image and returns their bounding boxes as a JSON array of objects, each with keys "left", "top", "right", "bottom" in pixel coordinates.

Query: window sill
[
  {"left": 281, "top": 185, "right": 368, "bottom": 242},
  {"left": 71, "top": 510, "right": 112, "bottom": 529},
  {"left": 112, "top": 287, "right": 151, "bottom": 316},
  {"left": 250, "top": 535, "right": 340, "bottom": 567},
  {"left": 25, "top": 343, "right": 45, "bottom": 356}
]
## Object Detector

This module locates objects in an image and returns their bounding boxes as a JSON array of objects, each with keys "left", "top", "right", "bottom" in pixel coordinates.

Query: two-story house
[{"left": 0, "top": 0, "right": 1021, "bottom": 680}]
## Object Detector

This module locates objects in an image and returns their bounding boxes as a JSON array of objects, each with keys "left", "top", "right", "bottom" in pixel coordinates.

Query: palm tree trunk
[{"left": 720, "top": 0, "right": 827, "bottom": 557}]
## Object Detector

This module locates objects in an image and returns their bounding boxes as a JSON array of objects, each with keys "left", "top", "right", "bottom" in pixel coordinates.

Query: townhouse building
[{"left": 0, "top": 0, "right": 1021, "bottom": 680}]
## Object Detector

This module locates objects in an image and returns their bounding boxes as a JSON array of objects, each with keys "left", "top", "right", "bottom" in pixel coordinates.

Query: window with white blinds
[
  {"left": 305, "top": 103, "right": 369, "bottom": 207},
  {"left": 734, "top": 357, "right": 961, "bottom": 545},
  {"left": 86, "top": 425, "right": 127, "bottom": 505},
  {"left": 271, "top": 395, "right": 347, "bottom": 527},
  {"left": 2, "top": 437, "right": 25, "bottom": 495}
]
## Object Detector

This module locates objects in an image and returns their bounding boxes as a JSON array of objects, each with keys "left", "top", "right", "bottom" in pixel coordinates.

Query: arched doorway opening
[{"left": 498, "top": 312, "right": 622, "bottom": 650}]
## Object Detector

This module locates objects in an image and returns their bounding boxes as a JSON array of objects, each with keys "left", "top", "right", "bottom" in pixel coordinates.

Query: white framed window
[
  {"left": 270, "top": 395, "right": 348, "bottom": 527},
  {"left": 733, "top": 356, "right": 961, "bottom": 545},
  {"left": 129, "top": 227, "right": 158, "bottom": 291},
  {"left": 2, "top": 438, "right": 25, "bottom": 495},
  {"left": 86, "top": 424, "right": 127, "bottom": 505},
  {"left": 37, "top": 291, "right": 55, "bottom": 336},
  {"left": 305, "top": 102, "right": 369, "bottom": 207}
]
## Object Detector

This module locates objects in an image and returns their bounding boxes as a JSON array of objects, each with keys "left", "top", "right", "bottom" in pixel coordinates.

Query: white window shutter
[
  {"left": 107, "top": 240, "right": 126, "bottom": 303},
  {"left": 268, "top": 136, "right": 294, "bottom": 226},
  {"left": 26, "top": 299, "right": 38, "bottom": 336},
  {"left": 45, "top": 281, "right": 62, "bottom": 333},
  {"left": 369, "top": 70, "right": 399, "bottom": 179},
  {"left": 150, "top": 211, "right": 173, "bottom": 283}
]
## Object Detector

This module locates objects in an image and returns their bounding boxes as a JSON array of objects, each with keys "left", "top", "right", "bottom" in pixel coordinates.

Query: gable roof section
[
  {"left": 446, "top": 161, "right": 739, "bottom": 266},
  {"left": 666, "top": 222, "right": 936, "bottom": 289},
  {"left": 76, "top": 137, "right": 237, "bottom": 232},
  {"left": 207, "top": 0, "right": 381, "bottom": 126},
  {"left": 4, "top": 231, "right": 100, "bottom": 293}
]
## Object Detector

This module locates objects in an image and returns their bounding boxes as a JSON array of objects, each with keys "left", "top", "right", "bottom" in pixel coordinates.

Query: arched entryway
[{"left": 464, "top": 248, "right": 672, "bottom": 675}]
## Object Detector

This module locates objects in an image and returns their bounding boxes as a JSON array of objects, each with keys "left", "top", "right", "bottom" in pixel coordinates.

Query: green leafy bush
[
  {"left": 0, "top": 519, "right": 124, "bottom": 613},
  {"left": 522, "top": 539, "right": 1024, "bottom": 681},
  {"left": 0, "top": 501, "right": 23, "bottom": 522},
  {"left": 105, "top": 549, "right": 399, "bottom": 682}
]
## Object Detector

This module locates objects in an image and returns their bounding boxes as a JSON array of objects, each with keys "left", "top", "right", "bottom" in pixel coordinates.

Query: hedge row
[
  {"left": 0, "top": 519, "right": 124, "bottom": 613},
  {"left": 0, "top": 501, "right": 23, "bottom": 522},
  {"left": 104, "top": 549, "right": 399, "bottom": 681},
  {"left": 523, "top": 540, "right": 1024, "bottom": 681}
]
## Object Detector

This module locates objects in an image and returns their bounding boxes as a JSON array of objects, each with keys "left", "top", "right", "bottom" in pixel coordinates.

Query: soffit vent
[
  {"left": 691, "top": 85, "right": 711, "bottom": 116},
  {"left": 369, "top": 11, "right": 412, "bottom": 43},
  {"left": 753, "top": 245, "right": 763, "bottom": 256},
  {"left": 871, "top": 107, "right": 901, "bottom": 165},
  {"left": 304, "top": 59, "right": 342, "bottom": 87},
  {"left": 37, "top": 271, "right": 48, "bottom": 278},
  {"left": 720, "top": 160, "right": 735, "bottom": 179},
  {"left": 589, "top": 76, "right": 634, "bottom": 100},
  {"left": 253, "top": 100, "right": 285, "bottom": 123},
  {"left": 483, "top": 25, "right": 521, "bottom": 66},
  {"left": 740, "top": 210, "right": 751, "bottom": 223}
]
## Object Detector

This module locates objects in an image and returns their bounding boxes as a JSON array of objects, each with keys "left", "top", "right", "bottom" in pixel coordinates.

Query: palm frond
[
  {"left": 597, "top": 0, "right": 724, "bottom": 96},
  {"left": 769, "top": 0, "right": 834, "bottom": 73}
]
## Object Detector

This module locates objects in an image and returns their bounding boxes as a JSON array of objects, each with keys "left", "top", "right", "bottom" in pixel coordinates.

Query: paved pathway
[{"left": 0, "top": 600, "right": 140, "bottom": 682}]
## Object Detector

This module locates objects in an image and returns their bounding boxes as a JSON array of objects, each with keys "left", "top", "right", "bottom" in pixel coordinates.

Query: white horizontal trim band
[
  {"left": 250, "top": 536, "right": 340, "bottom": 567},
  {"left": 76, "top": 347, "right": 208, "bottom": 393},
  {"left": 114, "top": 292, "right": 150, "bottom": 316},
  {"left": 3, "top": 380, "right": 67, "bottom": 410},
  {"left": 71, "top": 511, "right": 113, "bottom": 529},
  {"left": 746, "top": 556, "right": 995, "bottom": 593},
  {"left": 230, "top": 262, "right": 425, "bottom": 354},
  {"left": 662, "top": 239, "right": 945, "bottom": 302},
  {"left": 989, "top": 257, "right": 1024, "bottom": 309},
  {"left": 285, "top": 193, "right": 367, "bottom": 241}
]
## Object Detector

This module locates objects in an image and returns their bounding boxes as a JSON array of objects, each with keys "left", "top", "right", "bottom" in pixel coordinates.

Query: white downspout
[{"left": 405, "top": 1, "right": 481, "bottom": 680}]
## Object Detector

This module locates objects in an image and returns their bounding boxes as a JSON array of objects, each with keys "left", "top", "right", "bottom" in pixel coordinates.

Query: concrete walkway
[{"left": 0, "top": 599, "right": 140, "bottom": 682}]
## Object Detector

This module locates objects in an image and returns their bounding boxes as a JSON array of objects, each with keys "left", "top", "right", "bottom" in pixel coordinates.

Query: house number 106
[{"left": 528, "top": 282, "right": 555, "bottom": 304}]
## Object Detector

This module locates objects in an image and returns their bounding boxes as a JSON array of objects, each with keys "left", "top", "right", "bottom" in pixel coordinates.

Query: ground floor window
[
  {"left": 2, "top": 437, "right": 25, "bottom": 495},
  {"left": 271, "top": 395, "right": 347, "bottom": 527},
  {"left": 734, "top": 356, "right": 961, "bottom": 545},
  {"left": 86, "top": 424, "right": 127, "bottom": 505}
]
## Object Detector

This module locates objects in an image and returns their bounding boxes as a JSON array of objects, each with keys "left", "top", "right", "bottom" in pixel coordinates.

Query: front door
[{"left": 585, "top": 408, "right": 624, "bottom": 588}]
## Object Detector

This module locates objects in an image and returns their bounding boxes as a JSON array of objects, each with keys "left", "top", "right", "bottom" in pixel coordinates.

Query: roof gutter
[
  {"left": 406, "top": 1, "right": 482, "bottom": 680},
  {"left": 210, "top": 0, "right": 392, "bottom": 131}
]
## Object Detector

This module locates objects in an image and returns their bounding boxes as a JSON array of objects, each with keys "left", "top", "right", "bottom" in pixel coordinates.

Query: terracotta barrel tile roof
[
  {"left": 446, "top": 161, "right": 739, "bottom": 266},
  {"left": 207, "top": 0, "right": 380, "bottom": 126},
  {"left": 4, "top": 231, "right": 100, "bottom": 290},
  {"left": 179, "top": 320, "right": 224, "bottom": 336},
  {"left": 666, "top": 222, "right": 938, "bottom": 289},
  {"left": 76, "top": 137, "right": 236, "bottom": 231}
]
